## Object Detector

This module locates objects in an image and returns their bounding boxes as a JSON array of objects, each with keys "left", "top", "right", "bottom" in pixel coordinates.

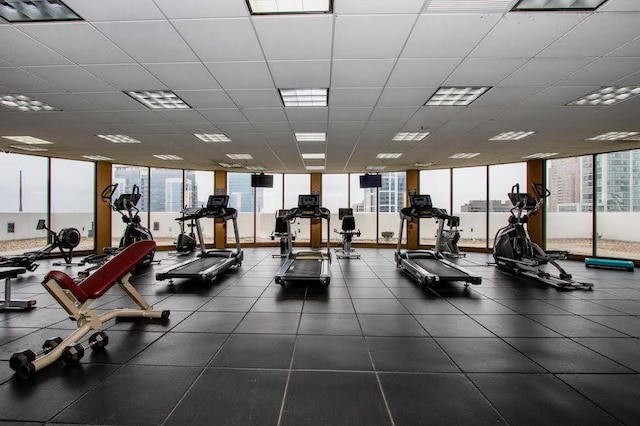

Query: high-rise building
[
  {"left": 228, "top": 173, "right": 254, "bottom": 213},
  {"left": 352, "top": 172, "right": 406, "bottom": 213}
]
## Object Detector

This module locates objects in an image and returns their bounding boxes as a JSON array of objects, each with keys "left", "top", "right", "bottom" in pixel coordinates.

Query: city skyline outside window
[
  {"left": 378, "top": 172, "right": 406, "bottom": 245},
  {"left": 185, "top": 171, "right": 215, "bottom": 245},
  {"left": 227, "top": 173, "right": 255, "bottom": 243},
  {"left": 488, "top": 163, "right": 527, "bottom": 249},
  {"left": 150, "top": 168, "right": 182, "bottom": 246},
  {"left": 350, "top": 174, "right": 377, "bottom": 243},
  {"left": 453, "top": 166, "right": 487, "bottom": 248},
  {"left": 419, "top": 169, "right": 451, "bottom": 246},
  {"left": 284, "top": 174, "right": 310, "bottom": 242},
  {"left": 256, "top": 173, "right": 283, "bottom": 242},
  {"left": 322, "top": 174, "right": 348, "bottom": 243},
  {"left": 111, "top": 165, "right": 149, "bottom": 248}
]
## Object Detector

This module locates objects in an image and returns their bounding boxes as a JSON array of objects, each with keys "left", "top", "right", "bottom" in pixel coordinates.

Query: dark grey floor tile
[
  {"left": 469, "top": 373, "right": 620, "bottom": 426},
  {"left": 348, "top": 287, "right": 396, "bottom": 299},
  {"left": 436, "top": 338, "right": 544, "bottom": 373},
  {"left": 281, "top": 371, "right": 391, "bottom": 426},
  {"left": 250, "top": 298, "right": 304, "bottom": 313},
  {"left": 293, "top": 335, "right": 372, "bottom": 370},
  {"left": 358, "top": 314, "right": 428, "bottom": 337},
  {"left": 380, "top": 373, "right": 504, "bottom": 425},
  {"left": 130, "top": 332, "right": 227, "bottom": 366},
  {"left": 367, "top": 337, "right": 459, "bottom": 372},
  {"left": 171, "top": 311, "right": 245, "bottom": 333},
  {"left": 152, "top": 295, "right": 210, "bottom": 311},
  {"left": 471, "top": 287, "right": 532, "bottom": 299},
  {"left": 211, "top": 334, "right": 295, "bottom": 369},
  {"left": 495, "top": 299, "right": 570, "bottom": 315},
  {"left": 198, "top": 296, "right": 257, "bottom": 312},
  {"left": 298, "top": 313, "right": 361, "bottom": 335},
  {"left": 543, "top": 299, "right": 626, "bottom": 315},
  {"left": 0, "top": 308, "right": 67, "bottom": 329},
  {"left": 526, "top": 315, "right": 627, "bottom": 338},
  {"left": 399, "top": 298, "right": 461, "bottom": 315},
  {"left": 506, "top": 337, "right": 632, "bottom": 373},
  {"left": 588, "top": 299, "right": 640, "bottom": 315},
  {"left": 235, "top": 312, "right": 300, "bottom": 334},
  {"left": 415, "top": 315, "right": 494, "bottom": 337},
  {"left": 83, "top": 330, "right": 164, "bottom": 364},
  {"left": 165, "top": 369, "right": 287, "bottom": 426},
  {"left": 573, "top": 338, "right": 640, "bottom": 372},
  {"left": 447, "top": 299, "right": 516, "bottom": 315},
  {"left": 105, "top": 310, "right": 190, "bottom": 332},
  {"left": 218, "top": 286, "right": 266, "bottom": 298},
  {"left": 302, "top": 299, "right": 355, "bottom": 314},
  {"left": 584, "top": 315, "right": 640, "bottom": 337},
  {"left": 305, "top": 285, "right": 351, "bottom": 299},
  {"left": 0, "top": 328, "right": 38, "bottom": 346},
  {"left": 352, "top": 299, "right": 408, "bottom": 314},
  {"left": 344, "top": 278, "right": 387, "bottom": 287},
  {"left": 471, "top": 315, "right": 561, "bottom": 338}
]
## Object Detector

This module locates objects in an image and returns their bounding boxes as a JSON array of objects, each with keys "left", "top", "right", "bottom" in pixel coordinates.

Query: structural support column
[
  {"left": 527, "top": 159, "right": 545, "bottom": 249},
  {"left": 95, "top": 161, "right": 112, "bottom": 254},
  {"left": 215, "top": 171, "right": 227, "bottom": 249},
  {"left": 406, "top": 170, "right": 419, "bottom": 250},
  {"left": 310, "top": 173, "right": 322, "bottom": 248}
]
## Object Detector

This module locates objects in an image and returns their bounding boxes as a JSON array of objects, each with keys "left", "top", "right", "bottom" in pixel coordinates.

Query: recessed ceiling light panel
[
  {"left": 490, "top": 131, "right": 536, "bottom": 141},
  {"left": 96, "top": 134, "right": 141, "bottom": 144},
  {"left": 194, "top": 133, "right": 232, "bottom": 143},
  {"left": 227, "top": 154, "right": 253, "bottom": 160},
  {"left": 587, "top": 132, "right": 640, "bottom": 141},
  {"left": 393, "top": 132, "right": 430, "bottom": 141},
  {"left": 427, "top": 0, "right": 512, "bottom": 13},
  {"left": 365, "top": 166, "right": 387, "bottom": 171},
  {"left": 219, "top": 162, "right": 244, "bottom": 168},
  {"left": 0, "top": 0, "right": 82, "bottom": 22},
  {"left": 154, "top": 154, "right": 183, "bottom": 161},
  {"left": 10, "top": 145, "right": 48, "bottom": 152},
  {"left": 2, "top": 136, "right": 53, "bottom": 145},
  {"left": 127, "top": 91, "right": 191, "bottom": 110},
  {"left": 425, "top": 87, "right": 490, "bottom": 106},
  {"left": 376, "top": 153, "right": 403, "bottom": 159},
  {"left": 306, "top": 165, "right": 325, "bottom": 171},
  {"left": 0, "top": 95, "right": 60, "bottom": 112},
  {"left": 82, "top": 155, "right": 114, "bottom": 161},
  {"left": 449, "top": 153, "right": 480, "bottom": 159},
  {"left": 247, "top": 0, "right": 332, "bottom": 14},
  {"left": 246, "top": 166, "right": 266, "bottom": 171},
  {"left": 513, "top": 0, "right": 608, "bottom": 11},
  {"left": 568, "top": 87, "right": 640, "bottom": 107},
  {"left": 522, "top": 152, "right": 558, "bottom": 159},
  {"left": 295, "top": 133, "right": 326, "bottom": 142},
  {"left": 414, "top": 162, "right": 435, "bottom": 167},
  {"left": 301, "top": 153, "right": 325, "bottom": 160},
  {"left": 279, "top": 88, "right": 328, "bottom": 107}
]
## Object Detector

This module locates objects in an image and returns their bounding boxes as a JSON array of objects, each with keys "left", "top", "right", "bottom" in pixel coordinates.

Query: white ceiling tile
[
  {"left": 404, "top": 106, "right": 464, "bottom": 130},
  {"left": 227, "top": 89, "right": 282, "bottom": 108},
  {"left": 539, "top": 13, "right": 640, "bottom": 58},
  {"left": 329, "top": 107, "right": 373, "bottom": 121},
  {"left": 369, "top": 107, "right": 418, "bottom": 122},
  {"left": 24, "top": 66, "right": 114, "bottom": 92},
  {"left": 65, "top": 112, "right": 131, "bottom": 125},
  {"left": 174, "top": 90, "right": 236, "bottom": 109},
  {"left": 445, "top": 58, "right": 528, "bottom": 86},
  {"left": 285, "top": 107, "right": 329, "bottom": 123},
  {"left": 17, "top": 22, "right": 133, "bottom": 65},
  {"left": 289, "top": 122, "right": 328, "bottom": 132},
  {"left": 471, "top": 87, "right": 544, "bottom": 107},
  {"left": 402, "top": 14, "right": 501, "bottom": 58},
  {"left": 599, "top": 0, "right": 640, "bottom": 11},
  {"left": 83, "top": 64, "right": 166, "bottom": 91},
  {"left": 336, "top": 0, "right": 426, "bottom": 14},
  {"left": 334, "top": 15, "right": 416, "bottom": 59},
  {"left": 613, "top": 70, "right": 640, "bottom": 86},
  {"left": 269, "top": 60, "right": 330, "bottom": 88},
  {"left": 205, "top": 62, "right": 274, "bottom": 89},
  {"left": 243, "top": 108, "right": 287, "bottom": 122},
  {"left": 330, "top": 88, "right": 382, "bottom": 107},
  {"left": 252, "top": 122, "right": 292, "bottom": 133},
  {"left": 377, "top": 88, "right": 436, "bottom": 107},
  {"left": 198, "top": 108, "right": 247, "bottom": 123},
  {"left": 387, "top": 59, "right": 461, "bottom": 87},
  {"left": 0, "top": 67, "right": 64, "bottom": 93},
  {"left": 173, "top": 18, "right": 263, "bottom": 62},
  {"left": 559, "top": 57, "right": 640, "bottom": 86},
  {"left": 520, "top": 86, "right": 601, "bottom": 107},
  {"left": 607, "top": 36, "right": 640, "bottom": 57},
  {"left": 500, "top": 57, "right": 595, "bottom": 86},
  {"left": 471, "top": 13, "right": 587, "bottom": 58},
  {"left": 332, "top": 59, "right": 395, "bottom": 87},
  {"left": 253, "top": 15, "right": 333, "bottom": 60},
  {"left": 328, "top": 121, "right": 367, "bottom": 133},
  {"left": 216, "top": 122, "right": 258, "bottom": 133},
  {"left": 63, "top": 0, "right": 164, "bottom": 21},
  {"left": 0, "top": 26, "right": 71, "bottom": 66},
  {"left": 21, "top": 93, "right": 101, "bottom": 111},
  {"left": 155, "top": 0, "right": 248, "bottom": 18},
  {"left": 143, "top": 63, "right": 220, "bottom": 90},
  {"left": 94, "top": 21, "right": 198, "bottom": 63},
  {"left": 154, "top": 110, "right": 209, "bottom": 124},
  {"left": 77, "top": 92, "right": 149, "bottom": 111},
  {"left": 114, "top": 111, "right": 171, "bottom": 124}
]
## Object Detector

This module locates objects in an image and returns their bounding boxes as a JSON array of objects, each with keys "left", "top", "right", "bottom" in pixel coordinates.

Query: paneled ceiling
[{"left": 1, "top": 0, "right": 640, "bottom": 172}]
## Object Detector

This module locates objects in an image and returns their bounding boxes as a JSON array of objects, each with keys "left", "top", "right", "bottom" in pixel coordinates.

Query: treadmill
[
  {"left": 395, "top": 194, "right": 481, "bottom": 287},
  {"left": 274, "top": 194, "right": 331, "bottom": 287},
  {"left": 156, "top": 195, "right": 243, "bottom": 286}
]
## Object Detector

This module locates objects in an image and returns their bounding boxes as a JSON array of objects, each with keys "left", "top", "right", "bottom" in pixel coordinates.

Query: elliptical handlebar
[{"left": 101, "top": 183, "right": 118, "bottom": 206}]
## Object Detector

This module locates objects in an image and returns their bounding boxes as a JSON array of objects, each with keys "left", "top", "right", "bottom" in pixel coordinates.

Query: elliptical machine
[
  {"left": 334, "top": 208, "right": 361, "bottom": 259},
  {"left": 493, "top": 183, "right": 593, "bottom": 290},
  {"left": 436, "top": 215, "right": 464, "bottom": 258},
  {"left": 172, "top": 205, "right": 198, "bottom": 256}
]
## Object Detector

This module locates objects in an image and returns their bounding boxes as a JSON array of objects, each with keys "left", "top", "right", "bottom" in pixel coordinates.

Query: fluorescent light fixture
[
  {"left": 126, "top": 91, "right": 190, "bottom": 110},
  {"left": 2, "top": 136, "right": 53, "bottom": 145},
  {"left": 306, "top": 165, "right": 325, "bottom": 171},
  {"left": 279, "top": 88, "right": 328, "bottom": 107},
  {"left": 10, "top": 145, "right": 48, "bottom": 152},
  {"left": 365, "top": 166, "right": 387, "bottom": 171},
  {"left": 0, "top": 0, "right": 81, "bottom": 22},
  {"left": 219, "top": 162, "right": 243, "bottom": 168},
  {"left": 295, "top": 133, "right": 326, "bottom": 142},
  {"left": 425, "top": 87, "right": 490, "bottom": 106},
  {"left": 624, "top": 135, "right": 640, "bottom": 141},
  {"left": 587, "top": 132, "right": 640, "bottom": 141},
  {"left": 82, "top": 155, "right": 114, "bottom": 161},
  {"left": 246, "top": 166, "right": 266, "bottom": 171},
  {"left": 449, "top": 153, "right": 480, "bottom": 159},
  {"left": 522, "top": 152, "right": 558, "bottom": 159},
  {"left": 227, "top": 154, "right": 253, "bottom": 160},
  {"left": 393, "top": 132, "right": 430, "bottom": 142},
  {"left": 301, "top": 153, "right": 325, "bottom": 160},
  {"left": 414, "top": 162, "right": 435, "bottom": 167},
  {"left": 154, "top": 154, "right": 183, "bottom": 160},
  {"left": 0, "top": 94, "right": 60, "bottom": 112},
  {"left": 490, "top": 131, "right": 536, "bottom": 141},
  {"left": 247, "top": 0, "right": 332, "bottom": 14},
  {"left": 376, "top": 153, "right": 403, "bottom": 159},
  {"left": 427, "top": 0, "right": 512, "bottom": 13},
  {"left": 96, "top": 134, "right": 141, "bottom": 144},
  {"left": 194, "top": 133, "right": 232, "bottom": 143},
  {"left": 568, "top": 87, "right": 640, "bottom": 107},
  {"left": 513, "top": 0, "right": 608, "bottom": 11}
]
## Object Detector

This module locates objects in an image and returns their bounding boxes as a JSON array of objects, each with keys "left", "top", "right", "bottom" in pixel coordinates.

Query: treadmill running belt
[
  {"left": 413, "top": 258, "right": 469, "bottom": 279},
  {"left": 168, "top": 256, "right": 225, "bottom": 276},
  {"left": 287, "top": 259, "right": 322, "bottom": 277}
]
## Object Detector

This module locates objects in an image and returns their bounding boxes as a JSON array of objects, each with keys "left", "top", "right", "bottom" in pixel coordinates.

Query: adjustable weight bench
[
  {"left": 1, "top": 267, "right": 36, "bottom": 311},
  {"left": 9, "top": 240, "right": 169, "bottom": 379}
]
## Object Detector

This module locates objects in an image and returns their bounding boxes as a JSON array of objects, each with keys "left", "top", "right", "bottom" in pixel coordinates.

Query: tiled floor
[{"left": 1, "top": 248, "right": 639, "bottom": 425}]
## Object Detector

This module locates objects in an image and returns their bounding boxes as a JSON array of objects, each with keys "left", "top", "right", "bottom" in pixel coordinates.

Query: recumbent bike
[{"left": 334, "top": 208, "right": 361, "bottom": 259}]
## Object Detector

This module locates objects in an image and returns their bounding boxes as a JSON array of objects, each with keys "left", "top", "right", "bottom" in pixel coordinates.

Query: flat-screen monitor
[
  {"left": 251, "top": 173, "right": 274, "bottom": 188},
  {"left": 409, "top": 194, "right": 432, "bottom": 209},
  {"left": 207, "top": 195, "right": 229, "bottom": 208},
  {"left": 298, "top": 194, "right": 320, "bottom": 208},
  {"left": 359, "top": 174, "right": 382, "bottom": 188},
  {"left": 338, "top": 208, "right": 353, "bottom": 220}
]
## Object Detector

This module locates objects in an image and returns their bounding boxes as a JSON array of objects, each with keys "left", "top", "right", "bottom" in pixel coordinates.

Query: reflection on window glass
[
  {"left": 150, "top": 168, "right": 182, "bottom": 246},
  {"left": 111, "top": 165, "right": 149, "bottom": 248},
  {"left": 256, "top": 174, "right": 283, "bottom": 242},
  {"left": 452, "top": 166, "right": 487, "bottom": 248},
  {"left": 322, "top": 174, "right": 348, "bottom": 243},
  {"left": 284, "top": 174, "right": 310, "bottom": 242},
  {"left": 0, "top": 153, "right": 48, "bottom": 255},
  {"left": 488, "top": 163, "right": 526, "bottom": 249},
  {"left": 349, "top": 174, "right": 377, "bottom": 243},
  {"left": 546, "top": 156, "right": 592, "bottom": 256},
  {"left": 378, "top": 172, "right": 405, "bottom": 245},
  {"left": 227, "top": 173, "right": 255, "bottom": 243},
  {"left": 185, "top": 171, "right": 214, "bottom": 244},
  {"left": 419, "top": 169, "right": 451, "bottom": 246},
  {"left": 51, "top": 158, "right": 95, "bottom": 251}
]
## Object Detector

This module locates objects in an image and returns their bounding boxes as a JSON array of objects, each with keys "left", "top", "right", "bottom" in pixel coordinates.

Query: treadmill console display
[
  {"left": 207, "top": 195, "right": 230, "bottom": 209},
  {"left": 298, "top": 194, "right": 320, "bottom": 209},
  {"left": 338, "top": 208, "right": 353, "bottom": 220},
  {"left": 409, "top": 195, "right": 432, "bottom": 209},
  {"left": 508, "top": 192, "right": 537, "bottom": 210}
]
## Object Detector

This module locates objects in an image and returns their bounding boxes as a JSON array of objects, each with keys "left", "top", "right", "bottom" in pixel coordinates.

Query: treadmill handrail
[{"left": 284, "top": 206, "right": 330, "bottom": 220}]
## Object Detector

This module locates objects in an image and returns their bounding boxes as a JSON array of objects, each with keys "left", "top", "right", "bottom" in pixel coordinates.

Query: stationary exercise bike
[
  {"left": 493, "top": 183, "right": 593, "bottom": 290},
  {"left": 334, "top": 208, "right": 361, "bottom": 259},
  {"left": 172, "top": 205, "right": 198, "bottom": 256},
  {"left": 270, "top": 209, "right": 296, "bottom": 258},
  {"left": 436, "top": 215, "right": 465, "bottom": 258}
]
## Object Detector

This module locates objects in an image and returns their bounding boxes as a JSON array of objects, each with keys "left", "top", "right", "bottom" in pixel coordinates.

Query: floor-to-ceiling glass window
[
  {"left": 546, "top": 156, "right": 592, "bottom": 255},
  {"left": 256, "top": 174, "right": 283, "bottom": 242},
  {"left": 349, "top": 174, "right": 377, "bottom": 243},
  {"left": 150, "top": 168, "right": 182, "bottom": 246},
  {"left": 0, "top": 153, "right": 49, "bottom": 255},
  {"left": 50, "top": 158, "right": 95, "bottom": 251},
  {"left": 378, "top": 172, "right": 406, "bottom": 245},
  {"left": 322, "top": 174, "right": 349, "bottom": 243},
  {"left": 111, "top": 165, "right": 149, "bottom": 248},
  {"left": 419, "top": 169, "right": 451, "bottom": 246},
  {"left": 227, "top": 173, "right": 255, "bottom": 243},
  {"left": 488, "top": 163, "right": 527, "bottom": 248},
  {"left": 284, "top": 174, "right": 311, "bottom": 243},
  {"left": 452, "top": 166, "right": 487, "bottom": 248},
  {"left": 184, "top": 171, "right": 215, "bottom": 245}
]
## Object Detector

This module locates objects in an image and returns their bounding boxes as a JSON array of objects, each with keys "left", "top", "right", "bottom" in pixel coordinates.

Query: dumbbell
[
  {"left": 9, "top": 337, "right": 63, "bottom": 372},
  {"left": 61, "top": 331, "right": 110, "bottom": 364}
]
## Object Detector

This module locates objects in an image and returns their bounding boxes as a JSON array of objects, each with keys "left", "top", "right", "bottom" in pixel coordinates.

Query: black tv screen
[
  {"left": 251, "top": 173, "right": 274, "bottom": 188},
  {"left": 359, "top": 174, "right": 382, "bottom": 188}
]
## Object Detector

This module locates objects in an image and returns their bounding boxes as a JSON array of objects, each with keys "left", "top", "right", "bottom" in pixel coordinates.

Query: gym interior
[{"left": 1, "top": 0, "right": 640, "bottom": 424}]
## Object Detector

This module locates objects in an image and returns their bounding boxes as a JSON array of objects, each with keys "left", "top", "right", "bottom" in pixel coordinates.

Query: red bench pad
[{"left": 45, "top": 241, "right": 155, "bottom": 303}]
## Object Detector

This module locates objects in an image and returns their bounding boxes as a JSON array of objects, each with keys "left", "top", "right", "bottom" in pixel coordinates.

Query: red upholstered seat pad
[{"left": 44, "top": 241, "right": 155, "bottom": 303}]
